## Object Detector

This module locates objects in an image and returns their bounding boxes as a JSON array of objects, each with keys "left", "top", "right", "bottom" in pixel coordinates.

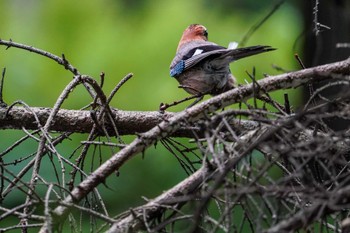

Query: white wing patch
[
  {"left": 192, "top": 49, "right": 203, "bottom": 57},
  {"left": 228, "top": 42, "right": 239, "bottom": 49}
]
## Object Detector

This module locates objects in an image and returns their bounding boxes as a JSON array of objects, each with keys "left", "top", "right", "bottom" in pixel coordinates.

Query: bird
[{"left": 170, "top": 24, "right": 275, "bottom": 96}]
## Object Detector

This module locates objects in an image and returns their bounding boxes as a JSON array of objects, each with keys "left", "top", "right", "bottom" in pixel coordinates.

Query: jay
[{"left": 170, "top": 24, "right": 274, "bottom": 95}]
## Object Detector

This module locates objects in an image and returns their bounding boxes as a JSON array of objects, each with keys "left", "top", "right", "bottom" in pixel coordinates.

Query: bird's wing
[
  {"left": 170, "top": 45, "right": 275, "bottom": 77},
  {"left": 219, "top": 45, "right": 275, "bottom": 60},
  {"left": 183, "top": 48, "right": 229, "bottom": 70},
  {"left": 170, "top": 43, "right": 226, "bottom": 77}
]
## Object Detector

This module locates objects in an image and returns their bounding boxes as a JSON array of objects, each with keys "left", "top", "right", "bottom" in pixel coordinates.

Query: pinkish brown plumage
[{"left": 176, "top": 24, "right": 209, "bottom": 50}]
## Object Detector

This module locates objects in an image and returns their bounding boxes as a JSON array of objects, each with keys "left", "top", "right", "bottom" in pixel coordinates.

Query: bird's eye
[{"left": 203, "top": 30, "right": 208, "bottom": 38}]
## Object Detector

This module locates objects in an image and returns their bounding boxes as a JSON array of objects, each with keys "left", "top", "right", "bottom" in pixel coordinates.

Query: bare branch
[
  {"left": 0, "top": 39, "right": 79, "bottom": 75},
  {"left": 1, "top": 58, "right": 349, "bottom": 137},
  {"left": 37, "top": 58, "right": 350, "bottom": 232},
  {"left": 108, "top": 166, "right": 211, "bottom": 232}
]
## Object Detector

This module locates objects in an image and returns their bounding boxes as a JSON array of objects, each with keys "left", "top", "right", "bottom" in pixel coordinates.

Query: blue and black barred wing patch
[{"left": 170, "top": 60, "right": 185, "bottom": 77}]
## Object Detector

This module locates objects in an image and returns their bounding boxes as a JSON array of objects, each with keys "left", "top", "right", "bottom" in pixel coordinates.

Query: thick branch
[
  {"left": 0, "top": 107, "right": 174, "bottom": 135},
  {"left": 0, "top": 107, "right": 258, "bottom": 138}
]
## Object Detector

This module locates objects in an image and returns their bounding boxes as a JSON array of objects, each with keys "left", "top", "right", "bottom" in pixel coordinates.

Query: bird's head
[{"left": 177, "top": 24, "right": 208, "bottom": 50}]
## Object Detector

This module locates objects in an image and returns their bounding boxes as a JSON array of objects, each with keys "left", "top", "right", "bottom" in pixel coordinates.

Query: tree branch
[
  {"left": 37, "top": 58, "right": 350, "bottom": 232},
  {"left": 0, "top": 107, "right": 257, "bottom": 138},
  {"left": 108, "top": 166, "right": 211, "bottom": 232},
  {"left": 266, "top": 185, "right": 350, "bottom": 233},
  {"left": 1, "top": 57, "right": 349, "bottom": 138},
  {"left": 0, "top": 39, "right": 79, "bottom": 75}
]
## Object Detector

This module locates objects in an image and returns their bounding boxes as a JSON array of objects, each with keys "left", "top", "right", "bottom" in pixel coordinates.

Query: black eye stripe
[{"left": 203, "top": 30, "right": 208, "bottom": 37}]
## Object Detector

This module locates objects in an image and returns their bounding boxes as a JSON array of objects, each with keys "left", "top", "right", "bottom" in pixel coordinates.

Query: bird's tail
[{"left": 223, "top": 45, "right": 275, "bottom": 61}]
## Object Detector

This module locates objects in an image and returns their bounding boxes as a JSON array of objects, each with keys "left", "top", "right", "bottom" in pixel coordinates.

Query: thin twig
[
  {"left": 106, "top": 73, "right": 133, "bottom": 105},
  {"left": 0, "top": 67, "right": 6, "bottom": 106},
  {"left": 80, "top": 140, "right": 126, "bottom": 148},
  {"left": 159, "top": 94, "right": 203, "bottom": 112},
  {"left": 0, "top": 39, "right": 79, "bottom": 75},
  {"left": 0, "top": 39, "right": 97, "bottom": 98},
  {"left": 240, "top": 0, "right": 285, "bottom": 46}
]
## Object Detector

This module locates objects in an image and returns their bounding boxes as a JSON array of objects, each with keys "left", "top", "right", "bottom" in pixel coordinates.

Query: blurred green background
[{"left": 0, "top": 0, "right": 303, "bottom": 231}]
